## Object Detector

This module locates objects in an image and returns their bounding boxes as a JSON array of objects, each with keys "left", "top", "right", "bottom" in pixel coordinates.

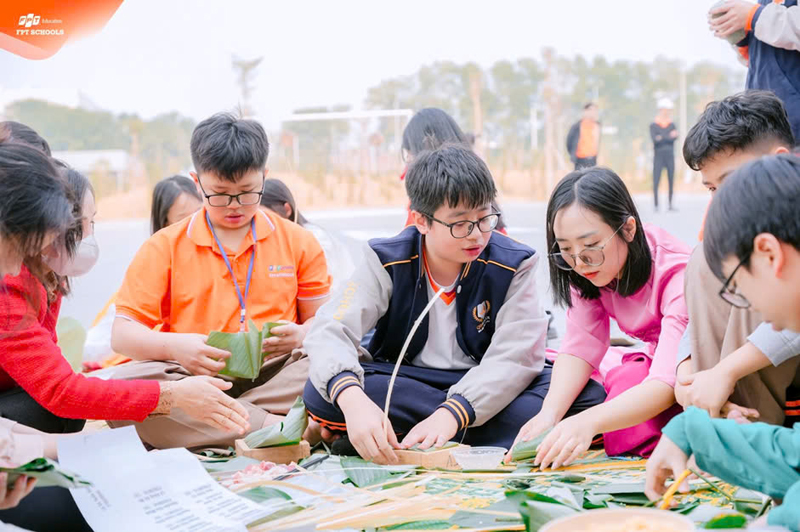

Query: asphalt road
[{"left": 61, "top": 193, "right": 708, "bottom": 339}]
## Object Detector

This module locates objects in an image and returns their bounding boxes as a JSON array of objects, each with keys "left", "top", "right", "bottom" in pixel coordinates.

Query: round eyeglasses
[
  {"left": 718, "top": 256, "right": 751, "bottom": 309},
  {"left": 425, "top": 213, "right": 501, "bottom": 239},
  {"left": 549, "top": 224, "right": 624, "bottom": 271}
]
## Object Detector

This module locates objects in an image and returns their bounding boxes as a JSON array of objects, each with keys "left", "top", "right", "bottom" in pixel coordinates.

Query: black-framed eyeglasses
[
  {"left": 425, "top": 212, "right": 501, "bottom": 239},
  {"left": 719, "top": 255, "right": 751, "bottom": 309},
  {"left": 549, "top": 224, "right": 624, "bottom": 271},
  {"left": 197, "top": 177, "right": 265, "bottom": 207}
]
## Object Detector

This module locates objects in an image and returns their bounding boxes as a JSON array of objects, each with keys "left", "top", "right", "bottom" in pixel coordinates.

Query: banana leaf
[
  {"left": 506, "top": 492, "right": 579, "bottom": 532},
  {"left": 510, "top": 429, "right": 552, "bottom": 462},
  {"left": 244, "top": 396, "right": 308, "bottom": 449},
  {"left": 583, "top": 493, "right": 613, "bottom": 509},
  {"left": 340, "top": 456, "right": 395, "bottom": 488},
  {"left": 546, "top": 485, "right": 583, "bottom": 510},
  {"left": 238, "top": 486, "right": 292, "bottom": 504},
  {"left": 703, "top": 513, "right": 747, "bottom": 529},
  {"left": 1, "top": 458, "right": 91, "bottom": 489},
  {"left": 207, "top": 320, "right": 279, "bottom": 380},
  {"left": 506, "top": 490, "right": 574, "bottom": 508},
  {"left": 555, "top": 474, "right": 585, "bottom": 483},
  {"left": 674, "top": 501, "right": 701, "bottom": 515},
  {"left": 520, "top": 500, "right": 578, "bottom": 532},
  {"left": 609, "top": 493, "right": 652, "bottom": 506},
  {"left": 731, "top": 488, "right": 765, "bottom": 515},
  {"left": 449, "top": 497, "right": 523, "bottom": 528}
]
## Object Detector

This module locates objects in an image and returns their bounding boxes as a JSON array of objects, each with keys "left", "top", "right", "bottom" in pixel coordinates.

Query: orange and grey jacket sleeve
[
  {"left": 746, "top": 3, "right": 764, "bottom": 33},
  {"left": 328, "top": 371, "right": 363, "bottom": 405},
  {"left": 439, "top": 395, "right": 476, "bottom": 431}
]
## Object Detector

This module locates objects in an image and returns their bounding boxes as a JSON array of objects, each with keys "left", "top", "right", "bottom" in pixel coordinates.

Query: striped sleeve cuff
[
  {"left": 439, "top": 394, "right": 476, "bottom": 431},
  {"left": 745, "top": 3, "right": 762, "bottom": 32},
  {"left": 327, "top": 371, "right": 362, "bottom": 405}
]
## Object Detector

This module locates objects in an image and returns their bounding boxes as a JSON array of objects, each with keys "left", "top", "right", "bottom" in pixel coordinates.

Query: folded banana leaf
[
  {"left": 510, "top": 429, "right": 552, "bottom": 462},
  {"left": 207, "top": 320, "right": 279, "bottom": 380},
  {"left": 243, "top": 396, "right": 308, "bottom": 449},
  {"left": 506, "top": 490, "right": 579, "bottom": 532},
  {"left": 1, "top": 458, "right": 92, "bottom": 489}
]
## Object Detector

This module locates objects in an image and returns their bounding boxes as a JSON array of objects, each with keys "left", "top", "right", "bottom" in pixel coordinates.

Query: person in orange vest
[
  {"left": 650, "top": 98, "right": 679, "bottom": 212},
  {"left": 566, "top": 102, "right": 601, "bottom": 170}
]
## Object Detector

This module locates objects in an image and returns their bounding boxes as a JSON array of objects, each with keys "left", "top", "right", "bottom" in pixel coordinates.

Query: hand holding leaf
[
  {"left": 262, "top": 320, "right": 307, "bottom": 357},
  {"left": 206, "top": 320, "right": 279, "bottom": 380},
  {"left": 244, "top": 396, "right": 308, "bottom": 448},
  {"left": 171, "top": 333, "right": 230, "bottom": 376},
  {"left": 505, "top": 410, "right": 557, "bottom": 463}
]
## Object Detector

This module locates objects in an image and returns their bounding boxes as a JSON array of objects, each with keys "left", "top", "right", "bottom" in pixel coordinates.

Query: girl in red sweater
[{"left": 0, "top": 165, "right": 251, "bottom": 437}]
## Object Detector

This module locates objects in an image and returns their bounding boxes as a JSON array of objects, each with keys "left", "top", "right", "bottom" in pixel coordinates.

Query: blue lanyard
[{"left": 205, "top": 211, "right": 256, "bottom": 332}]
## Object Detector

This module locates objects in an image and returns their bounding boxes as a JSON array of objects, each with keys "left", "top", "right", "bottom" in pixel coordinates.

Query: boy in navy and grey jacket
[{"left": 302, "top": 144, "right": 605, "bottom": 463}]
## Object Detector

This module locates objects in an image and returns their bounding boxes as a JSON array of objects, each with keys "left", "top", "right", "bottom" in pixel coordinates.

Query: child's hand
[
  {"left": 0, "top": 474, "right": 36, "bottom": 510},
  {"left": 645, "top": 435, "right": 690, "bottom": 501},
  {"left": 669, "top": 130, "right": 679, "bottom": 139},
  {"left": 678, "top": 367, "right": 735, "bottom": 418},
  {"left": 708, "top": 0, "right": 755, "bottom": 38},
  {"left": 263, "top": 321, "right": 306, "bottom": 357},
  {"left": 337, "top": 387, "right": 400, "bottom": 464},
  {"left": 400, "top": 409, "right": 459, "bottom": 451},
  {"left": 534, "top": 413, "right": 597, "bottom": 470},
  {"left": 504, "top": 410, "right": 558, "bottom": 464},
  {"left": 171, "top": 333, "right": 230, "bottom": 376},
  {"left": 673, "top": 359, "right": 693, "bottom": 408},
  {"left": 721, "top": 401, "right": 760, "bottom": 424}
]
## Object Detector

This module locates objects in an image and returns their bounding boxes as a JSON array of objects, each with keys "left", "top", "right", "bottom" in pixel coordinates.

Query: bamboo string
[{"left": 382, "top": 286, "right": 445, "bottom": 438}]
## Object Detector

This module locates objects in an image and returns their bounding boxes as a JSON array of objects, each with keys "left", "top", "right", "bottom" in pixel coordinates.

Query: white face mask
[{"left": 43, "top": 235, "right": 100, "bottom": 277}]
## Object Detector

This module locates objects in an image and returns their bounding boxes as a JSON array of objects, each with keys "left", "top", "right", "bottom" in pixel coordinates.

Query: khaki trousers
[{"left": 108, "top": 352, "right": 309, "bottom": 449}]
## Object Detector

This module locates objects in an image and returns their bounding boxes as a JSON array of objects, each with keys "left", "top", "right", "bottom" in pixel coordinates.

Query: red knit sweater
[{"left": 0, "top": 266, "right": 160, "bottom": 421}]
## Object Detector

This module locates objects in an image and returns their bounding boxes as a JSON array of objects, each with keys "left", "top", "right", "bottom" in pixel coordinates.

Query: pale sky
[{"left": 0, "top": 0, "right": 744, "bottom": 129}]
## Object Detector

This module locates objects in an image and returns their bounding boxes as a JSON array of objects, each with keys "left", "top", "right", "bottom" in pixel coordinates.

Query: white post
[
  {"left": 679, "top": 62, "right": 689, "bottom": 183},
  {"left": 530, "top": 104, "right": 539, "bottom": 151}
]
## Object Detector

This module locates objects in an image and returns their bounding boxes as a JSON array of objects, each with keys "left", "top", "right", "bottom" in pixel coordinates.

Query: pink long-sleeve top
[{"left": 559, "top": 224, "right": 691, "bottom": 388}]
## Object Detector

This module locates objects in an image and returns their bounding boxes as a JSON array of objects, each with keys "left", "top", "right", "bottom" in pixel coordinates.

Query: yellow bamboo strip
[{"left": 660, "top": 469, "right": 692, "bottom": 510}]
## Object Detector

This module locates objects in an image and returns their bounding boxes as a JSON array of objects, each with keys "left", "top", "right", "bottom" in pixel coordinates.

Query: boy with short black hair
[
  {"left": 675, "top": 91, "right": 800, "bottom": 426},
  {"left": 647, "top": 154, "right": 800, "bottom": 530},
  {"left": 303, "top": 144, "right": 605, "bottom": 464},
  {"left": 109, "top": 112, "right": 331, "bottom": 449},
  {"left": 683, "top": 90, "right": 795, "bottom": 194}
]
